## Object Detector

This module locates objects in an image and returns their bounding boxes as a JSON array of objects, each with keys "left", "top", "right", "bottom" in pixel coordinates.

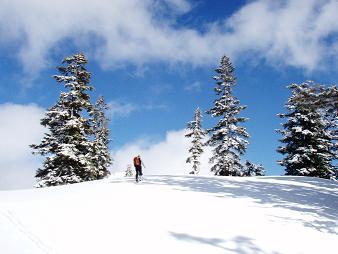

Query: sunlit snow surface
[{"left": 0, "top": 175, "right": 337, "bottom": 254}]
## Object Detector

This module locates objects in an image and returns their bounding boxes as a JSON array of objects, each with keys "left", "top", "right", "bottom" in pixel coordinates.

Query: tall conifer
[
  {"left": 206, "top": 56, "right": 249, "bottom": 176},
  {"left": 31, "top": 53, "right": 97, "bottom": 187},
  {"left": 91, "top": 96, "right": 112, "bottom": 179}
]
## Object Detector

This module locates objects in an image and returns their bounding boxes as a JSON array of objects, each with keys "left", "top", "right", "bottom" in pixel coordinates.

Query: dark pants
[{"left": 135, "top": 165, "right": 143, "bottom": 181}]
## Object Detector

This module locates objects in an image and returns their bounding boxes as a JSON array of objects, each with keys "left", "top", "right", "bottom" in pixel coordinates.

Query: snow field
[{"left": 0, "top": 175, "right": 337, "bottom": 254}]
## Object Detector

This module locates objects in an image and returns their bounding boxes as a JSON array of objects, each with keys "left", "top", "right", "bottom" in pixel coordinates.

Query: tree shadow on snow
[
  {"left": 169, "top": 232, "right": 281, "bottom": 254},
  {"left": 109, "top": 175, "right": 338, "bottom": 234}
]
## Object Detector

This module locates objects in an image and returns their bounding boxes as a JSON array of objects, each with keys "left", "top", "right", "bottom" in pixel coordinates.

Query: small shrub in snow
[
  {"left": 242, "top": 161, "right": 265, "bottom": 176},
  {"left": 125, "top": 165, "right": 134, "bottom": 177}
]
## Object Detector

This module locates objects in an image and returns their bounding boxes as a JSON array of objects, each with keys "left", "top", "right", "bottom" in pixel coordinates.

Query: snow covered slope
[{"left": 0, "top": 175, "right": 337, "bottom": 254}]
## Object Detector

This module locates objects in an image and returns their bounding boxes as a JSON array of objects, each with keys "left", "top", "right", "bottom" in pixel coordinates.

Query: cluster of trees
[
  {"left": 185, "top": 56, "right": 337, "bottom": 179},
  {"left": 31, "top": 53, "right": 112, "bottom": 187},
  {"left": 185, "top": 56, "right": 264, "bottom": 177},
  {"left": 32, "top": 52, "right": 336, "bottom": 187}
]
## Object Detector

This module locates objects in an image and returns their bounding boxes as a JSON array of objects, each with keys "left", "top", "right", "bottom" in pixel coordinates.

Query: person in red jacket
[{"left": 133, "top": 155, "right": 144, "bottom": 182}]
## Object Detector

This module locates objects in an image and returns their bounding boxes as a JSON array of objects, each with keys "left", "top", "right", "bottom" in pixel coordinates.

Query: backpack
[{"left": 134, "top": 157, "right": 141, "bottom": 166}]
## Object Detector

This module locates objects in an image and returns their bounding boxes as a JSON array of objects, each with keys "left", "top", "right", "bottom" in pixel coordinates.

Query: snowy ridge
[{"left": 0, "top": 175, "right": 337, "bottom": 254}]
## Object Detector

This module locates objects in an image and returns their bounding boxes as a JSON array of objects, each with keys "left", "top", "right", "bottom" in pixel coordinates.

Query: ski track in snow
[{"left": 0, "top": 209, "right": 55, "bottom": 254}]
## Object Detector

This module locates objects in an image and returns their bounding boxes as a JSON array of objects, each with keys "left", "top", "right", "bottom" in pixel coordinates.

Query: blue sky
[{"left": 0, "top": 0, "right": 337, "bottom": 189}]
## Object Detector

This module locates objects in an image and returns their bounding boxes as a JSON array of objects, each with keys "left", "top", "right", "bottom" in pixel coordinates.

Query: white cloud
[
  {"left": 0, "top": 103, "right": 45, "bottom": 190},
  {"left": 108, "top": 100, "right": 138, "bottom": 118},
  {"left": 0, "top": 105, "right": 213, "bottom": 189},
  {"left": 223, "top": 0, "right": 338, "bottom": 71},
  {"left": 184, "top": 81, "right": 202, "bottom": 92},
  {"left": 0, "top": 0, "right": 337, "bottom": 79},
  {"left": 163, "top": 0, "right": 192, "bottom": 14},
  {"left": 149, "top": 83, "right": 173, "bottom": 95},
  {"left": 143, "top": 103, "right": 169, "bottom": 111},
  {"left": 110, "top": 129, "right": 213, "bottom": 176},
  {"left": 108, "top": 100, "right": 168, "bottom": 118}
]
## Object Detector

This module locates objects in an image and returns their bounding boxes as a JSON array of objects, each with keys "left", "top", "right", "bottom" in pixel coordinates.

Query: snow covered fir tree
[
  {"left": 206, "top": 56, "right": 250, "bottom": 176},
  {"left": 286, "top": 81, "right": 337, "bottom": 174},
  {"left": 31, "top": 53, "right": 111, "bottom": 187},
  {"left": 185, "top": 107, "right": 206, "bottom": 174},
  {"left": 277, "top": 82, "right": 335, "bottom": 179},
  {"left": 90, "top": 96, "right": 112, "bottom": 180},
  {"left": 242, "top": 161, "right": 265, "bottom": 176}
]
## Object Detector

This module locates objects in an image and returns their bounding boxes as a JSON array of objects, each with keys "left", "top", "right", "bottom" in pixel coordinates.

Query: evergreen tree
[
  {"left": 314, "top": 85, "right": 337, "bottom": 178},
  {"left": 185, "top": 107, "right": 206, "bottom": 174},
  {"left": 242, "top": 161, "right": 265, "bottom": 176},
  {"left": 206, "top": 56, "right": 249, "bottom": 176},
  {"left": 287, "top": 81, "right": 337, "bottom": 167},
  {"left": 90, "top": 96, "right": 112, "bottom": 179},
  {"left": 31, "top": 53, "right": 97, "bottom": 187},
  {"left": 277, "top": 83, "right": 335, "bottom": 179}
]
